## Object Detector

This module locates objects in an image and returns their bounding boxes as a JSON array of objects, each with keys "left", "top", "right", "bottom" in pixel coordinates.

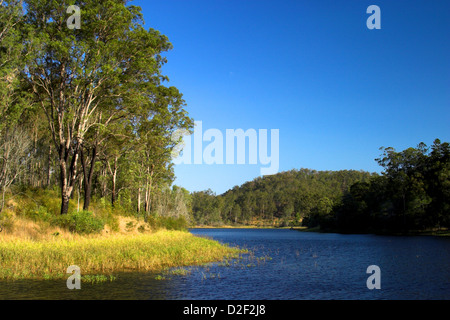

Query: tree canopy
[{"left": 0, "top": 0, "right": 193, "bottom": 217}]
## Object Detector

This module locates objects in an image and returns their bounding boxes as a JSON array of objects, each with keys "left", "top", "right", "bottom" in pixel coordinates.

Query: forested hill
[
  {"left": 191, "top": 169, "right": 376, "bottom": 226},
  {"left": 192, "top": 140, "right": 450, "bottom": 234}
]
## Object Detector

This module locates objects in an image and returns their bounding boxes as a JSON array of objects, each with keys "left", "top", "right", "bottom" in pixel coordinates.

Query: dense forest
[
  {"left": 330, "top": 140, "right": 450, "bottom": 233},
  {"left": 0, "top": 0, "right": 193, "bottom": 226},
  {"left": 191, "top": 140, "right": 450, "bottom": 233},
  {"left": 191, "top": 169, "right": 375, "bottom": 226}
]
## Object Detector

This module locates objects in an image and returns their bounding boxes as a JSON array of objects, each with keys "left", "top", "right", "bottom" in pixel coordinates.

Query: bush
[
  {"left": 57, "top": 211, "right": 104, "bottom": 234},
  {"left": 31, "top": 206, "right": 54, "bottom": 222},
  {"left": 0, "top": 209, "right": 15, "bottom": 233},
  {"left": 145, "top": 215, "right": 188, "bottom": 231},
  {"left": 164, "top": 217, "right": 188, "bottom": 231}
]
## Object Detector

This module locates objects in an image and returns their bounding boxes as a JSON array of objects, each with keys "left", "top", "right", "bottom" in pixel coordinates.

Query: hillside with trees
[
  {"left": 192, "top": 140, "right": 450, "bottom": 234},
  {"left": 191, "top": 169, "right": 375, "bottom": 226},
  {"left": 331, "top": 140, "right": 450, "bottom": 233}
]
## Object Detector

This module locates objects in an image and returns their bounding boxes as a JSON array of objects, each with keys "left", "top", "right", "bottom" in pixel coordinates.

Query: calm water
[{"left": 1, "top": 229, "right": 449, "bottom": 300}]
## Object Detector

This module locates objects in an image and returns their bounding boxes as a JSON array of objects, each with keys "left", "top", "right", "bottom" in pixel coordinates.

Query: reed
[{"left": 0, "top": 230, "right": 242, "bottom": 280}]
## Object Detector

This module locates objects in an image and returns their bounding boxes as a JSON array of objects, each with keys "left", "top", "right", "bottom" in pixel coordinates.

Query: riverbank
[
  {"left": 0, "top": 228, "right": 243, "bottom": 281},
  {"left": 192, "top": 224, "right": 308, "bottom": 230},
  {"left": 292, "top": 226, "right": 450, "bottom": 237},
  {"left": 193, "top": 224, "right": 450, "bottom": 237}
]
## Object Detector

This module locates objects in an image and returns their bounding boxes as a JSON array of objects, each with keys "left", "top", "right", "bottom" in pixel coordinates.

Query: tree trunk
[
  {"left": 77, "top": 176, "right": 83, "bottom": 212},
  {"left": 47, "top": 145, "right": 51, "bottom": 187},
  {"left": 61, "top": 193, "right": 70, "bottom": 215},
  {"left": 111, "top": 156, "right": 118, "bottom": 207},
  {"left": 144, "top": 166, "right": 154, "bottom": 213},
  {"left": 59, "top": 143, "right": 79, "bottom": 215},
  {"left": 59, "top": 158, "right": 72, "bottom": 215},
  {"left": 1, "top": 186, "right": 6, "bottom": 213},
  {"left": 80, "top": 146, "right": 97, "bottom": 210},
  {"left": 137, "top": 187, "right": 141, "bottom": 213},
  {"left": 98, "top": 165, "right": 107, "bottom": 199},
  {"left": 144, "top": 175, "right": 150, "bottom": 213}
]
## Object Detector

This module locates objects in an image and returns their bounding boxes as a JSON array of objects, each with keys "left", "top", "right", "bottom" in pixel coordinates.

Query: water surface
[{"left": 1, "top": 229, "right": 449, "bottom": 300}]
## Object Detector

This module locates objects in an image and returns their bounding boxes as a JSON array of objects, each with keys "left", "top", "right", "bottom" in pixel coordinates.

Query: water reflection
[{"left": 1, "top": 229, "right": 449, "bottom": 300}]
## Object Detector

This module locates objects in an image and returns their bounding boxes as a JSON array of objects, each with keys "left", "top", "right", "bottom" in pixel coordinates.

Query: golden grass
[{"left": 0, "top": 228, "right": 243, "bottom": 280}]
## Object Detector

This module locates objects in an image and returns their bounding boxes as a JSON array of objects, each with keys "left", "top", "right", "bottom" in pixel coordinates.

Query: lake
[{"left": 0, "top": 229, "right": 449, "bottom": 300}]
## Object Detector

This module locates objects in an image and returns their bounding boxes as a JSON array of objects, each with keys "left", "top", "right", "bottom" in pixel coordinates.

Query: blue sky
[{"left": 134, "top": 0, "right": 450, "bottom": 195}]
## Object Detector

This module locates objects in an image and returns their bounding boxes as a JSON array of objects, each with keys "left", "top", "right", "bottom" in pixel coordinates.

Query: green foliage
[
  {"left": 146, "top": 215, "right": 188, "bottom": 231},
  {"left": 191, "top": 169, "right": 374, "bottom": 226},
  {"left": 14, "top": 188, "right": 74, "bottom": 219},
  {"left": 125, "top": 221, "right": 135, "bottom": 232},
  {"left": 0, "top": 209, "right": 15, "bottom": 232},
  {"left": 56, "top": 211, "right": 104, "bottom": 234},
  {"left": 334, "top": 139, "right": 450, "bottom": 233},
  {"left": 162, "top": 216, "right": 188, "bottom": 231},
  {"left": 191, "top": 140, "right": 450, "bottom": 234},
  {"left": 0, "top": 0, "right": 29, "bottom": 131},
  {"left": 17, "top": 0, "right": 192, "bottom": 216}
]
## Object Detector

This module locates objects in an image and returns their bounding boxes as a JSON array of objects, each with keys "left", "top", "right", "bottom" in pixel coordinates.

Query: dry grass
[
  {"left": 1, "top": 214, "right": 147, "bottom": 240},
  {"left": 0, "top": 191, "right": 243, "bottom": 281},
  {"left": 0, "top": 217, "right": 243, "bottom": 281}
]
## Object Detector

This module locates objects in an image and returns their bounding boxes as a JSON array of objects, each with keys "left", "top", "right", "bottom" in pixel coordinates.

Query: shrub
[
  {"left": 57, "top": 211, "right": 104, "bottom": 234},
  {"left": 164, "top": 216, "right": 188, "bottom": 231},
  {"left": 148, "top": 216, "right": 187, "bottom": 231},
  {"left": 0, "top": 209, "right": 15, "bottom": 233},
  {"left": 125, "top": 221, "right": 135, "bottom": 231},
  {"left": 106, "top": 214, "right": 120, "bottom": 232},
  {"left": 32, "top": 206, "right": 54, "bottom": 222}
]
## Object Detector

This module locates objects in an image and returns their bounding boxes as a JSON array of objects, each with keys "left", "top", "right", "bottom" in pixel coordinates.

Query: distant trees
[
  {"left": 334, "top": 140, "right": 450, "bottom": 232},
  {"left": 191, "top": 140, "right": 450, "bottom": 233},
  {"left": 0, "top": 127, "right": 31, "bottom": 211},
  {"left": 191, "top": 169, "right": 374, "bottom": 226}
]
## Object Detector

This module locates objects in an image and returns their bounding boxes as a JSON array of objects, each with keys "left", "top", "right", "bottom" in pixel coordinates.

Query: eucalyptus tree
[
  {"left": 22, "top": 0, "right": 174, "bottom": 214},
  {"left": 0, "top": 0, "right": 26, "bottom": 130},
  {"left": 0, "top": 0, "right": 35, "bottom": 208},
  {"left": 135, "top": 85, "right": 193, "bottom": 215}
]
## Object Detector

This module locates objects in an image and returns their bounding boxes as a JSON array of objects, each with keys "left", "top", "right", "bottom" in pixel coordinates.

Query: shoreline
[
  {"left": 0, "top": 230, "right": 244, "bottom": 281},
  {"left": 190, "top": 225, "right": 308, "bottom": 230},
  {"left": 190, "top": 225, "right": 450, "bottom": 237}
]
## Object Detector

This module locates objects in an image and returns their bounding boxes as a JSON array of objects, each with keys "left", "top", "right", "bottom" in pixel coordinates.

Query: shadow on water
[{"left": 1, "top": 229, "right": 449, "bottom": 300}]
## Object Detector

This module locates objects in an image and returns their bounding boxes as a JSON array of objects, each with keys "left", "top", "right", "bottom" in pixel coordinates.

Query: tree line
[
  {"left": 192, "top": 140, "right": 450, "bottom": 233},
  {"left": 329, "top": 140, "right": 450, "bottom": 233},
  {"left": 0, "top": 0, "right": 193, "bottom": 219},
  {"left": 191, "top": 169, "right": 374, "bottom": 226}
]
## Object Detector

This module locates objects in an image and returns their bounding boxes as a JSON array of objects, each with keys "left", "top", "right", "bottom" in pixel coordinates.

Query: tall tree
[
  {"left": 0, "top": 0, "right": 26, "bottom": 130},
  {"left": 23, "top": 0, "right": 173, "bottom": 214}
]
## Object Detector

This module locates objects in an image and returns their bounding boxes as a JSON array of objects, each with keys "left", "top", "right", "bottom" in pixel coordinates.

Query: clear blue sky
[{"left": 134, "top": 0, "right": 450, "bottom": 195}]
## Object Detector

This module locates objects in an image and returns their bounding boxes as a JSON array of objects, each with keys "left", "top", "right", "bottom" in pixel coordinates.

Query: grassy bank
[
  {"left": 0, "top": 188, "right": 244, "bottom": 281},
  {"left": 292, "top": 225, "right": 450, "bottom": 236},
  {"left": 0, "top": 230, "right": 243, "bottom": 280}
]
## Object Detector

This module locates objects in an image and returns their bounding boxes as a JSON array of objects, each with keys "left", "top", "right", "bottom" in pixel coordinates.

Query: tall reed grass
[{"left": 0, "top": 230, "right": 242, "bottom": 280}]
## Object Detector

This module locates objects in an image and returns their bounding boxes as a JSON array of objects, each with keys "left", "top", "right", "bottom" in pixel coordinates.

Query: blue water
[
  {"left": 1, "top": 229, "right": 449, "bottom": 300},
  {"left": 187, "top": 229, "right": 450, "bottom": 300}
]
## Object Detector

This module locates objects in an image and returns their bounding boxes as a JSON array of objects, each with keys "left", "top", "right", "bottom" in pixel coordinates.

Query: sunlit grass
[{"left": 0, "top": 230, "right": 243, "bottom": 280}]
